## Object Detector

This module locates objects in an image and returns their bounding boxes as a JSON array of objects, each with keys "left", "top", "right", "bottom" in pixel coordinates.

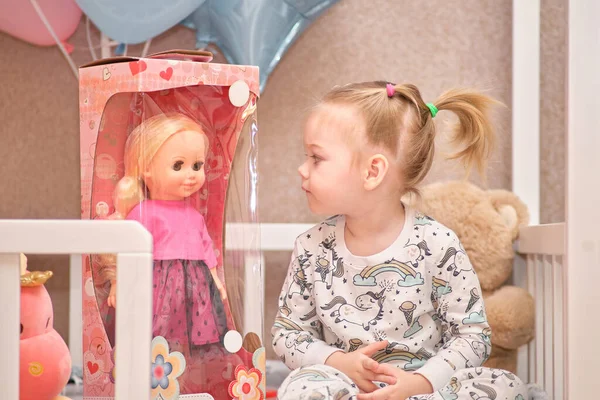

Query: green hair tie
[{"left": 426, "top": 103, "right": 438, "bottom": 118}]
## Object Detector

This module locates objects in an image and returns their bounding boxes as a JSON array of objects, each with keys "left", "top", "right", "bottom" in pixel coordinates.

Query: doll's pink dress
[{"left": 126, "top": 199, "right": 228, "bottom": 388}]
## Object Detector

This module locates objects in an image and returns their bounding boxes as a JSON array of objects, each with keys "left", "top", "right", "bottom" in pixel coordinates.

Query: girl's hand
[
  {"left": 357, "top": 361, "right": 433, "bottom": 400},
  {"left": 325, "top": 341, "right": 397, "bottom": 393},
  {"left": 107, "top": 280, "right": 117, "bottom": 308}
]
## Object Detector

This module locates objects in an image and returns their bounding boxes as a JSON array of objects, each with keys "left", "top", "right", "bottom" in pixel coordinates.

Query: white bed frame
[
  {"left": 0, "top": 221, "right": 154, "bottom": 399},
  {"left": 0, "top": 0, "right": 597, "bottom": 398},
  {"left": 516, "top": 223, "right": 566, "bottom": 397}
]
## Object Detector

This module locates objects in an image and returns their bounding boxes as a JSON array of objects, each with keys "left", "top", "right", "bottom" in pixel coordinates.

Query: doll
[{"left": 100, "top": 113, "right": 229, "bottom": 392}]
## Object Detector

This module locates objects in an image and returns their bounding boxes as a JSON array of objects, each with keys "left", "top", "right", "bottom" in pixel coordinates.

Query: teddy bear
[{"left": 406, "top": 180, "right": 535, "bottom": 373}]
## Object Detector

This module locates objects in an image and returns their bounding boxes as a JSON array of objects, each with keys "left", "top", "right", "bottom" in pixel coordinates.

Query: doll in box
[{"left": 100, "top": 112, "right": 229, "bottom": 393}]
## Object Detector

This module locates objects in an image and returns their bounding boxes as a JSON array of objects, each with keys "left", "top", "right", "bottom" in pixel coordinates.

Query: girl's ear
[{"left": 363, "top": 154, "right": 389, "bottom": 191}]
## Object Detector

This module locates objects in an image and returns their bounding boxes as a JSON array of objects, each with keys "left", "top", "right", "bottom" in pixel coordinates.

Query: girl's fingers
[
  {"left": 370, "top": 362, "right": 398, "bottom": 377},
  {"left": 355, "top": 378, "right": 380, "bottom": 394},
  {"left": 373, "top": 373, "right": 397, "bottom": 386},
  {"left": 362, "top": 357, "right": 382, "bottom": 372},
  {"left": 360, "top": 340, "right": 389, "bottom": 356}
]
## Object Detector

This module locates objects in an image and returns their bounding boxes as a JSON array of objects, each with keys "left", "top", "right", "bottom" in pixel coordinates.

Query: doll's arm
[
  {"left": 209, "top": 267, "right": 227, "bottom": 300},
  {"left": 107, "top": 278, "right": 117, "bottom": 308},
  {"left": 96, "top": 254, "right": 117, "bottom": 307},
  {"left": 104, "top": 205, "right": 143, "bottom": 308},
  {"left": 198, "top": 218, "right": 227, "bottom": 299},
  {"left": 200, "top": 219, "right": 219, "bottom": 269}
]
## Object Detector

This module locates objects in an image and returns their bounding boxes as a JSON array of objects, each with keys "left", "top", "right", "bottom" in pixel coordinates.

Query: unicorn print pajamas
[{"left": 272, "top": 207, "right": 527, "bottom": 400}]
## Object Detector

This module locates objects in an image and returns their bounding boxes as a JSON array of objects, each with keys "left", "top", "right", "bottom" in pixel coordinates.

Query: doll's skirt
[{"left": 152, "top": 259, "right": 227, "bottom": 348}]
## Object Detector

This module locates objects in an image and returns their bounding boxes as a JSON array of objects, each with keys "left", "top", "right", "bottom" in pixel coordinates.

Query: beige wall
[
  {"left": 0, "top": 0, "right": 565, "bottom": 358},
  {"left": 259, "top": 0, "right": 515, "bottom": 224},
  {"left": 540, "top": 0, "right": 567, "bottom": 223}
]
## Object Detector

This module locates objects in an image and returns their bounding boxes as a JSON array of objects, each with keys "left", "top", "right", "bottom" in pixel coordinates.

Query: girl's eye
[
  {"left": 311, "top": 155, "right": 322, "bottom": 164},
  {"left": 172, "top": 161, "right": 184, "bottom": 171},
  {"left": 192, "top": 161, "right": 204, "bottom": 171}
]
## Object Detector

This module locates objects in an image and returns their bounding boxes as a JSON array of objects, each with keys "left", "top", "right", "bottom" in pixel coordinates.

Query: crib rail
[
  {"left": 516, "top": 223, "right": 565, "bottom": 400},
  {"left": 0, "top": 219, "right": 154, "bottom": 400},
  {"left": 0, "top": 219, "right": 576, "bottom": 399}
]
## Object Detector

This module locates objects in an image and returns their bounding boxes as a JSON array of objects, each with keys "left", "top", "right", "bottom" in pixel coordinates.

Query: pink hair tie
[{"left": 386, "top": 83, "right": 395, "bottom": 97}]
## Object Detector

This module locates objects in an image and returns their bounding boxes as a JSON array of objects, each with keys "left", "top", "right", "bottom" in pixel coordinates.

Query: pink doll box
[{"left": 78, "top": 50, "right": 264, "bottom": 399}]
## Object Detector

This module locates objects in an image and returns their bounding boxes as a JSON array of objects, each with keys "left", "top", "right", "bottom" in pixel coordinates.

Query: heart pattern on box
[
  {"left": 160, "top": 67, "right": 173, "bottom": 81},
  {"left": 84, "top": 350, "right": 105, "bottom": 382},
  {"left": 129, "top": 60, "right": 147, "bottom": 76}
]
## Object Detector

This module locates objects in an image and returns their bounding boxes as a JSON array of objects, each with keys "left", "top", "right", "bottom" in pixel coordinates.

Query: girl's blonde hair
[
  {"left": 321, "top": 81, "right": 499, "bottom": 197},
  {"left": 112, "top": 113, "right": 209, "bottom": 219}
]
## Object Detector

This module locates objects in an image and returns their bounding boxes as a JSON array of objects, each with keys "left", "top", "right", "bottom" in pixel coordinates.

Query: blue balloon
[
  {"left": 75, "top": 0, "right": 204, "bottom": 44},
  {"left": 182, "top": 0, "right": 340, "bottom": 92},
  {"left": 76, "top": 0, "right": 339, "bottom": 92}
]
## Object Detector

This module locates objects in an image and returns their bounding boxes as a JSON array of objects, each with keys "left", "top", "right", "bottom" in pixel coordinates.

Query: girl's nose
[{"left": 298, "top": 160, "right": 309, "bottom": 179}]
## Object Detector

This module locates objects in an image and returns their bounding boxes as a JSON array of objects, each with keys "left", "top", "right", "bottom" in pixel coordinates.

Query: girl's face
[
  {"left": 143, "top": 130, "right": 207, "bottom": 201},
  {"left": 298, "top": 104, "right": 366, "bottom": 216}
]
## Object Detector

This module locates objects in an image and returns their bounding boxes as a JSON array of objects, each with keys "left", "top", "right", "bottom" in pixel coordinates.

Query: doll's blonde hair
[
  {"left": 320, "top": 81, "right": 499, "bottom": 198},
  {"left": 113, "top": 113, "right": 209, "bottom": 219}
]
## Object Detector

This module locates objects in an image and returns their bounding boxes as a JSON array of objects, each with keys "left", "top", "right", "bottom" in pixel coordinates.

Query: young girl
[
  {"left": 272, "top": 82, "right": 527, "bottom": 400},
  {"left": 101, "top": 113, "right": 230, "bottom": 394}
]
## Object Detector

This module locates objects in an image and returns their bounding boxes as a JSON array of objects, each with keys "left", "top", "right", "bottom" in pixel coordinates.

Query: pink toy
[{"left": 19, "top": 254, "right": 72, "bottom": 400}]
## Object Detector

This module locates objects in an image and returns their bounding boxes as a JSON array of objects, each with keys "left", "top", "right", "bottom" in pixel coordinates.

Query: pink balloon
[{"left": 0, "top": 0, "right": 82, "bottom": 46}]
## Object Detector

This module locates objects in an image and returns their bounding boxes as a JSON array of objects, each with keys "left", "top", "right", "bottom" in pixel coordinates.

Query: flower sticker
[
  {"left": 152, "top": 355, "right": 173, "bottom": 389},
  {"left": 151, "top": 336, "right": 186, "bottom": 400},
  {"left": 228, "top": 364, "right": 263, "bottom": 400}
]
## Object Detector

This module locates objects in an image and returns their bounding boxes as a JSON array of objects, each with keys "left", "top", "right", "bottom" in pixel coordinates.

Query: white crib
[{"left": 0, "top": 219, "right": 594, "bottom": 399}]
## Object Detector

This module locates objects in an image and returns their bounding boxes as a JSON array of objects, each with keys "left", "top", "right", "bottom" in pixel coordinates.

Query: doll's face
[{"left": 143, "top": 130, "right": 207, "bottom": 201}]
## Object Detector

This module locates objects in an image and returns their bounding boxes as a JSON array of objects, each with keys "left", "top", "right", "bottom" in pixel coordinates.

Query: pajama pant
[{"left": 277, "top": 364, "right": 527, "bottom": 400}]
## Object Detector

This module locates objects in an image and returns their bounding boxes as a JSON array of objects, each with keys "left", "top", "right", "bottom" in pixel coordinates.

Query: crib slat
[
  {"left": 543, "top": 255, "right": 553, "bottom": 398},
  {"left": 534, "top": 255, "right": 545, "bottom": 386},
  {"left": 115, "top": 253, "right": 153, "bottom": 400},
  {"left": 553, "top": 255, "right": 564, "bottom": 400},
  {"left": 0, "top": 254, "right": 20, "bottom": 400},
  {"left": 526, "top": 254, "right": 536, "bottom": 383},
  {"left": 514, "top": 254, "right": 530, "bottom": 383},
  {"left": 69, "top": 254, "right": 83, "bottom": 371},
  {"left": 519, "top": 223, "right": 567, "bottom": 396}
]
